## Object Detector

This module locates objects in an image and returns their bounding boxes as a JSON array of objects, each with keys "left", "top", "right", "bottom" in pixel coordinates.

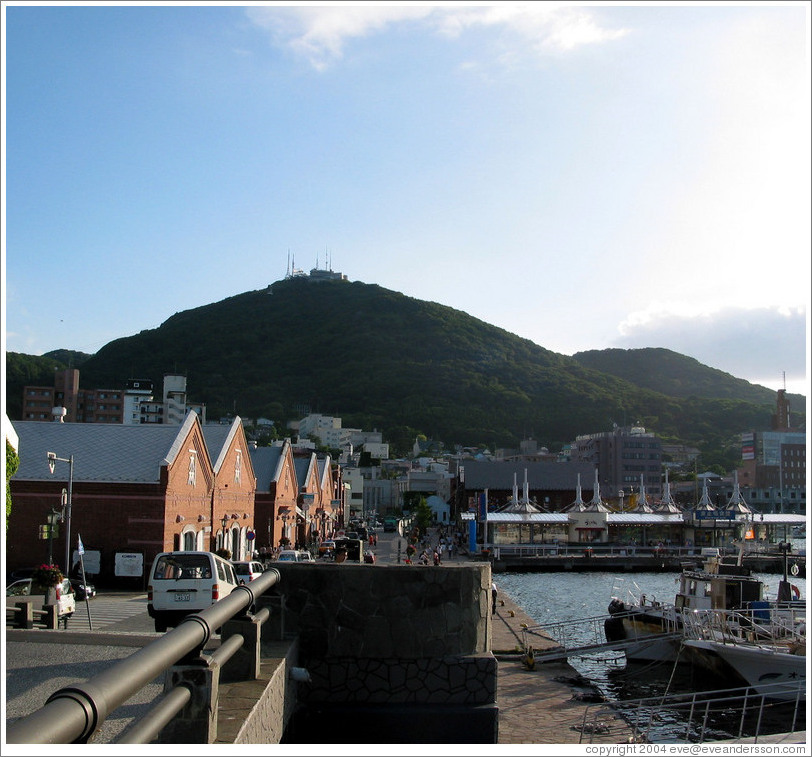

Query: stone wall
[{"left": 269, "top": 562, "right": 497, "bottom": 743}]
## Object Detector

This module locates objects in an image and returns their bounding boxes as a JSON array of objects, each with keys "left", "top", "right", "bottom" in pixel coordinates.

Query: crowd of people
[{"left": 403, "top": 525, "right": 465, "bottom": 566}]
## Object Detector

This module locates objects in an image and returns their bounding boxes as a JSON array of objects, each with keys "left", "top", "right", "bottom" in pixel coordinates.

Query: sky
[{"left": 2, "top": 2, "right": 810, "bottom": 397}]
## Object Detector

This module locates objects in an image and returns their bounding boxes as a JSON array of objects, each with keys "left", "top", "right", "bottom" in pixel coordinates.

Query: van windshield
[{"left": 153, "top": 554, "right": 212, "bottom": 580}]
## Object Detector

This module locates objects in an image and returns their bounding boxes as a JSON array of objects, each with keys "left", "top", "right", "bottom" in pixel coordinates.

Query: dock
[
  {"left": 490, "top": 551, "right": 805, "bottom": 576},
  {"left": 491, "top": 589, "right": 636, "bottom": 744}
]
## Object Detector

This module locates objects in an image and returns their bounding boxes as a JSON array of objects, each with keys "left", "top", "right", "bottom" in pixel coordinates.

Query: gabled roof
[
  {"left": 10, "top": 414, "right": 203, "bottom": 484},
  {"left": 316, "top": 455, "right": 333, "bottom": 490},
  {"left": 249, "top": 442, "right": 288, "bottom": 491},
  {"left": 293, "top": 453, "right": 318, "bottom": 489},
  {"left": 201, "top": 417, "right": 243, "bottom": 473}
]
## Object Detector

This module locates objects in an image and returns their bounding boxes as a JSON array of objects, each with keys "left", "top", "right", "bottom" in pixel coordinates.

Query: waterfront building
[
  {"left": 737, "top": 389, "right": 805, "bottom": 514},
  {"left": 249, "top": 439, "right": 300, "bottom": 552}
]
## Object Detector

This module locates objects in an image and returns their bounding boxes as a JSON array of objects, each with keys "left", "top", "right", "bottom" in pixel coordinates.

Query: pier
[{"left": 487, "top": 545, "right": 806, "bottom": 576}]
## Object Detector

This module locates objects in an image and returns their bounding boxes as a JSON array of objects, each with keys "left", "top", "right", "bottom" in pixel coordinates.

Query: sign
[
  {"left": 115, "top": 552, "right": 144, "bottom": 578},
  {"left": 246, "top": 529, "right": 256, "bottom": 541},
  {"left": 460, "top": 512, "right": 476, "bottom": 521},
  {"left": 74, "top": 549, "right": 101, "bottom": 574},
  {"left": 693, "top": 511, "right": 735, "bottom": 521},
  {"left": 302, "top": 494, "right": 315, "bottom": 504}
]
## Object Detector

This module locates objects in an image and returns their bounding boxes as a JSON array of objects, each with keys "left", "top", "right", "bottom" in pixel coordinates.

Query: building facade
[
  {"left": 7, "top": 415, "right": 256, "bottom": 581},
  {"left": 571, "top": 425, "right": 663, "bottom": 501}
]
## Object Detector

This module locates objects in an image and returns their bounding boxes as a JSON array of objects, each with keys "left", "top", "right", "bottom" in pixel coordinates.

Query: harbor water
[{"left": 494, "top": 545, "right": 807, "bottom": 741}]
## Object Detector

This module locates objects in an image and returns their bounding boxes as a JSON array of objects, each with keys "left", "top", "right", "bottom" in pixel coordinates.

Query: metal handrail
[
  {"left": 6, "top": 567, "right": 281, "bottom": 744},
  {"left": 577, "top": 681, "right": 805, "bottom": 743}
]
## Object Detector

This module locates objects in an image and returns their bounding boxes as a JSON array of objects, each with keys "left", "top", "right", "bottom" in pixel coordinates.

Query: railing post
[
  {"left": 43, "top": 604, "right": 59, "bottom": 630},
  {"left": 157, "top": 655, "right": 220, "bottom": 744},
  {"left": 220, "top": 607, "right": 269, "bottom": 683},
  {"left": 15, "top": 602, "right": 34, "bottom": 629}
]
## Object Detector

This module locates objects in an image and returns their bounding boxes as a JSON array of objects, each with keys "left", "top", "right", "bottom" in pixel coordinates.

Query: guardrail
[
  {"left": 576, "top": 681, "right": 805, "bottom": 743},
  {"left": 6, "top": 567, "right": 281, "bottom": 745},
  {"left": 7, "top": 601, "right": 62, "bottom": 630}
]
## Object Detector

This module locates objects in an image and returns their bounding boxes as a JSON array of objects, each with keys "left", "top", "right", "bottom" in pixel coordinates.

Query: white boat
[
  {"left": 681, "top": 608, "right": 806, "bottom": 701},
  {"left": 604, "top": 552, "right": 771, "bottom": 662}
]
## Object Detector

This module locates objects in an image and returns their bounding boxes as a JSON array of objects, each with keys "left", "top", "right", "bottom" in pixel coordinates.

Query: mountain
[
  {"left": 572, "top": 348, "right": 805, "bottom": 408},
  {"left": 5, "top": 278, "right": 804, "bottom": 455}
]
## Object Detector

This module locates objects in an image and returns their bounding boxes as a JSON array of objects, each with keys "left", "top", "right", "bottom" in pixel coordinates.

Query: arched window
[{"left": 183, "top": 530, "right": 196, "bottom": 551}]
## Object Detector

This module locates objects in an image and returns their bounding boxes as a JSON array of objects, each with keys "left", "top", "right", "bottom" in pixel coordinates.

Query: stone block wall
[{"left": 268, "top": 562, "right": 497, "bottom": 743}]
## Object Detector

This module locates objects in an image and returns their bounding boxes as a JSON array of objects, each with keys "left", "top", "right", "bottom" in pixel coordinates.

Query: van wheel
[{"left": 154, "top": 620, "right": 168, "bottom": 633}]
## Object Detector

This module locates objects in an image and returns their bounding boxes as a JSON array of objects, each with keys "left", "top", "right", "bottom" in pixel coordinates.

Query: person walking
[{"left": 491, "top": 582, "right": 498, "bottom": 614}]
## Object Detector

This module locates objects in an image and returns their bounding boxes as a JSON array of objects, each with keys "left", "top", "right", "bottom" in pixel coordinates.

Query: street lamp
[
  {"left": 47, "top": 451, "right": 74, "bottom": 574},
  {"left": 221, "top": 514, "right": 229, "bottom": 553}
]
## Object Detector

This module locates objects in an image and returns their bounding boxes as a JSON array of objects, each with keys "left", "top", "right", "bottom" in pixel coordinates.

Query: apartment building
[{"left": 571, "top": 424, "right": 663, "bottom": 502}]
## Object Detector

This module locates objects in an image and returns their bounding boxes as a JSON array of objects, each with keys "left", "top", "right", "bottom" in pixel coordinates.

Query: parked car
[
  {"left": 232, "top": 560, "right": 264, "bottom": 583},
  {"left": 69, "top": 578, "right": 96, "bottom": 600},
  {"left": 6, "top": 577, "right": 76, "bottom": 618},
  {"left": 147, "top": 551, "right": 241, "bottom": 632},
  {"left": 6, "top": 578, "right": 33, "bottom": 596},
  {"left": 318, "top": 540, "right": 336, "bottom": 557},
  {"left": 276, "top": 550, "right": 314, "bottom": 562}
]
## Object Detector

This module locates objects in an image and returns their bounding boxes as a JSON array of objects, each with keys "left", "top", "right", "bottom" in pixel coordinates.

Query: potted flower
[
  {"left": 32, "top": 563, "right": 64, "bottom": 604},
  {"left": 32, "top": 563, "right": 63, "bottom": 588}
]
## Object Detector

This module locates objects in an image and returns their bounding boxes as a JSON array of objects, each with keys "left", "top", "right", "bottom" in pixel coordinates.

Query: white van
[{"left": 147, "top": 551, "right": 241, "bottom": 632}]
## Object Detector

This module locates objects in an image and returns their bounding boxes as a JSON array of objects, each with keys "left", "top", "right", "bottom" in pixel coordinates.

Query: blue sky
[{"left": 3, "top": 3, "right": 810, "bottom": 396}]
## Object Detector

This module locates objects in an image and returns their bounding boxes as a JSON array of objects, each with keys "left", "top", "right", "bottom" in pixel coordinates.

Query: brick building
[{"left": 6, "top": 414, "right": 256, "bottom": 583}]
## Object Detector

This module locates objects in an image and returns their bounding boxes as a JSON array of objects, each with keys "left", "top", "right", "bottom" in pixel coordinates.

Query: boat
[
  {"left": 605, "top": 475, "right": 804, "bottom": 663},
  {"left": 604, "top": 552, "right": 769, "bottom": 663},
  {"left": 680, "top": 607, "right": 806, "bottom": 701}
]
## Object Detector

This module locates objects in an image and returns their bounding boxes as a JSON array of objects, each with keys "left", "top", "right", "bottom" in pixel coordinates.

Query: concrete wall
[{"left": 269, "top": 562, "right": 497, "bottom": 743}]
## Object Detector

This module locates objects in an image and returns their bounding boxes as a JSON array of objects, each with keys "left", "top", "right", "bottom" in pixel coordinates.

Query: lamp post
[
  {"left": 47, "top": 452, "right": 73, "bottom": 574},
  {"left": 221, "top": 514, "right": 229, "bottom": 554}
]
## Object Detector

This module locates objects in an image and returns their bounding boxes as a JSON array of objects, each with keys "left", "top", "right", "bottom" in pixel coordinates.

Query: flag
[{"left": 78, "top": 534, "right": 85, "bottom": 555}]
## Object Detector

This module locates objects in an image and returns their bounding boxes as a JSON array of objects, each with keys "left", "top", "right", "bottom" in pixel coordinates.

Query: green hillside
[{"left": 572, "top": 347, "right": 805, "bottom": 408}]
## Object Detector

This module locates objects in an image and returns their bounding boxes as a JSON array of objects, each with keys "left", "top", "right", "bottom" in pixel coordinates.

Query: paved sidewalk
[{"left": 491, "top": 587, "right": 635, "bottom": 745}]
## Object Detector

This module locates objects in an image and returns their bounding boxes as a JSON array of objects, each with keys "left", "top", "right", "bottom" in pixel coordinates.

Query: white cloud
[
  {"left": 245, "top": 4, "right": 629, "bottom": 70},
  {"left": 614, "top": 305, "right": 807, "bottom": 392}
]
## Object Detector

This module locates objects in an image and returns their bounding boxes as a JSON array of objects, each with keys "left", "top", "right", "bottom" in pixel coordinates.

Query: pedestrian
[
  {"left": 491, "top": 582, "right": 498, "bottom": 614},
  {"left": 433, "top": 549, "right": 440, "bottom": 566}
]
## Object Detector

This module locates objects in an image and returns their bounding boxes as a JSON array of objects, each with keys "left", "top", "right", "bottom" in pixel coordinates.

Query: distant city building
[
  {"left": 22, "top": 369, "right": 205, "bottom": 425},
  {"left": 571, "top": 425, "right": 663, "bottom": 501},
  {"left": 22, "top": 368, "right": 124, "bottom": 423},
  {"left": 737, "top": 390, "right": 805, "bottom": 514}
]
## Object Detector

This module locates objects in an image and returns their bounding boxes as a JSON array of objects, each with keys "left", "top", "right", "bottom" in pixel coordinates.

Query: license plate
[{"left": 174, "top": 592, "right": 191, "bottom": 602}]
